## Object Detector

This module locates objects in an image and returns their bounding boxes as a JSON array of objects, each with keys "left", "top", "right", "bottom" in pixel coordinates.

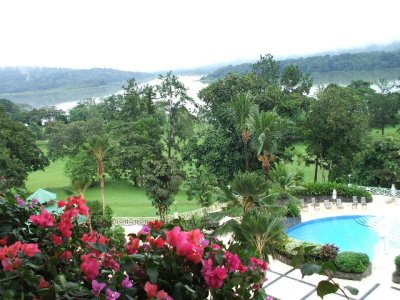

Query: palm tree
[
  {"left": 216, "top": 172, "right": 282, "bottom": 216},
  {"left": 226, "top": 208, "right": 286, "bottom": 261},
  {"left": 83, "top": 136, "right": 110, "bottom": 216},
  {"left": 72, "top": 173, "right": 92, "bottom": 197},
  {"left": 247, "top": 108, "right": 281, "bottom": 174},
  {"left": 231, "top": 92, "right": 257, "bottom": 172}
]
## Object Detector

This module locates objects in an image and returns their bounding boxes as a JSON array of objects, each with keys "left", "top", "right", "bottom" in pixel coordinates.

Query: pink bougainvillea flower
[
  {"left": 152, "top": 236, "right": 166, "bottom": 249},
  {"left": 57, "top": 200, "right": 67, "bottom": 207},
  {"left": 91, "top": 279, "right": 106, "bottom": 297},
  {"left": 102, "top": 253, "right": 120, "bottom": 271},
  {"left": 144, "top": 281, "right": 158, "bottom": 298},
  {"left": 51, "top": 234, "right": 63, "bottom": 246},
  {"left": 1, "top": 258, "right": 14, "bottom": 271},
  {"left": 58, "top": 218, "right": 73, "bottom": 238},
  {"left": 59, "top": 251, "right": 72, "bottom": 261},
  {"left": 16, "top": 195, "right": 25, "bottom": 206},
  {"left": 106, "top": 288, "right": 121, "bottom": 300},
  {"left": 121, "top": 275, "right": 133, "bottom": 288},
  {"left": 82, "top": 231, "right": 109, "bottom": 245},
  {"left": 38, "top": 277, "right": 51, "bottom": 289},
  {"left": 0, "top": 236, "right": 8, "bottom": 246},
  {"left": 29, "top": 209, "right": 55, "bottom": 228},
  {"left": 187, "top": 229, "right": 204, "bottom": 244},
  {"left": 224, "top": 251, "right": 242, "bottom": 272},
  {"left": 81, "top": 253, "right": 101, "bottom": 280},
  {"left": 156, "top": 290, "right": 174, "bottom": 300},
  {"left": 201, "top": 258, "right": 227, "bottom": 289},
  {"left": 148, "top": 220, "right": 164, "bottom": 231},
  {"left": 21, "top": 243, "right": 41, "bottom": 257},
  {"left": 250, "top": 257, "right": 268, "bottom": 270},
  {"left": 126, "top": 237, "right": 140, "bottom": 255},
  {"left": 6, "top": 241, "right": 22, "bottom": 257}
]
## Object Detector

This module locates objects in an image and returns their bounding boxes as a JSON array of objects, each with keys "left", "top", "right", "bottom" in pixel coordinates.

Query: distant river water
[{"left": 55, "top": 75, "right": 208, "bottom": 112}]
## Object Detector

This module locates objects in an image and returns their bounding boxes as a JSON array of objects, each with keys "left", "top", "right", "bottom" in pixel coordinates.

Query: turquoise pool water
[{"left": 286, "top": 215, "right": 384, "bottom": 258}]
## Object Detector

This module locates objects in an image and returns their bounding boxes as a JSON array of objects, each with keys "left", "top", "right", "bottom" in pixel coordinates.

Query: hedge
[
  {"left": 395, "top": 255, "right": 400, "bottom": 276},
  {"left": 293, "top": 182, "right": 372, "bottom": 202},
  {"left": 335, "top": 251, "right": 370, "bottom": 273}
]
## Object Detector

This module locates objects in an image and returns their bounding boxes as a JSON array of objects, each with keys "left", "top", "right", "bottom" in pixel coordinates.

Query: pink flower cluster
[
  {"left": 0, "top": 241, "right": 40, "bottom": 271},
  {"left": 165, "top": 227, "right": 206, "bottom": 264},
  {"left": 29, "top": 195, "right": 90, "bottom": 239},
  {"left": 144, "top": 281, "right": 173, "bottom": 300}
]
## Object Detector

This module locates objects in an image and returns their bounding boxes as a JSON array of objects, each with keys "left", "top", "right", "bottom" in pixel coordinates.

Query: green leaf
[
  {"left": 291, "top": 255, "right": 303, "bottom": 268},
  {"left": 215, "top": 254, "right": 224, "bottom": 265},
  {"left": 321, "top": 261, "right": 336, "bottom": 273},
  {"left": 344, "top": 285, "right": 359, "bottom": 295},
  {"left": 229, "top": 276, "right": 243, "bottom": 286},
  {"left": 88, "top": 242, "right": 109, "bottom": 253},
  {"left": 129, "top": 254, "right": 145, "bottom": 261},
  {"left": 301, "top": 263, "right": 322, "bottom": 277},
  {"left": 147, "top": 268, "right": 158, "bottom": 283},
  {"left": 317, "top": 280, "right": 339, "bottom": 298}
]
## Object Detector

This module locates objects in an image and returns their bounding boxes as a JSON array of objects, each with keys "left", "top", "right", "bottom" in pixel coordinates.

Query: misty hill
[
  {"left": 0, "top": 67, "right": 156, "bottom": 107},
  {"left": 0, "top": 67, "right": 155, "bottom": 94},
  {"left": 202, "top": 50, "right": 400, "bottom": 84}
]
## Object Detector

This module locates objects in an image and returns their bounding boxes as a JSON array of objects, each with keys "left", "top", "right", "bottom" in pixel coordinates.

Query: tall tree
[
  {"left": 156, "top": 72, "right": 194, "bottom": 158},
  {"left": 83, "top": 136, "right": 110, "bottom": 216},
  {"left": 0, "top": 107, "right": 49, "bottom": 188},
  {"left": 231, "top": 92, "right": 256, "bottom": 171},
  {"left": 305, "top": 85, "right": 370, "bottom": 182},
  {"left": 142, "top": 158, "right": 184, "bottom": 221},
  {"left": 252, "top": 54, "right": 280, "bottom": 85}
]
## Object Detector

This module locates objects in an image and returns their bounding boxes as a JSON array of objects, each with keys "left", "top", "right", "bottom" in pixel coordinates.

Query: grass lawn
[{"left": 26, "top": 158, "right": 200, "bottom": 217}]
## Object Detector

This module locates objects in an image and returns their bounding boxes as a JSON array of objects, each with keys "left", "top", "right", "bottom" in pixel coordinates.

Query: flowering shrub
[{"left": 0, "top": 192, "right": 270, "bottom": 299}]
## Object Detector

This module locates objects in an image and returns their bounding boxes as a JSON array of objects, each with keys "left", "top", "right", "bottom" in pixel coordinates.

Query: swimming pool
[{"left": 286, "top": 215, "right": 400, "bottom": 259}]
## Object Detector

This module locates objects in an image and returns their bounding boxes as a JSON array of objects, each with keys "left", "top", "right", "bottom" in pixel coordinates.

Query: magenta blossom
[
  {"left": 106, "top": 288, "right": 121, "bottom": 300},
  {"left": 91, "top": 279, "right": 106, "bottom": 297},
  {"left": 16, "top": 195, "right": 25, "bottom": 206},
  {"left": 121, "top": 275, "right": 133, "bottom": 288}
]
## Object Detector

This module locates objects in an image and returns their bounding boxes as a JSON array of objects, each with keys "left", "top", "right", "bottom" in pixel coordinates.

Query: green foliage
[
  {"left": 285, "top": 201, "right": 301, "bottom": 217},
  {"left": 0, "top": 108, "right": 49, "bottom": 188},
  {"left": 304, "top": 85, "right": 370, "bottom": 182},
  {"left": 335, "top": 252, "right": 370, "bottom": 273},
  {"left": 292, "top": 182, "right": 372, "bottom": 201},
  {"left": 228, "top": 209, "right": 286, "bottom": 261},
  {"left": 65, "top": 149, "right": 97, "bottom": 193},
  {"left": 142, "top": 158, "right": 184, "bottom": 221},
  {"left": 355, "top": 137, "right": 400, "bottom": 187},
  {"left": 86, "top": 200, "right": 113, "bottom": 231},
  {"left": 185, "top": 166, "right": 217, "bottom": 207},
  {"left": 395, "top": 255, "right": 400, "bottom": 269}
]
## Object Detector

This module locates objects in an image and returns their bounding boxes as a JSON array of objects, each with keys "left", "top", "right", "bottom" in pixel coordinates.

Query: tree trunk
[
  {"left": 99, "top": 160, "right": 105, "bottom": 216},
  {"left": 314, "top": 156, "right": 319, "bottom": 183}
]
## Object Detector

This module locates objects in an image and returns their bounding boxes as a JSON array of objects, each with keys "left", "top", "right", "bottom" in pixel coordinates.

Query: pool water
[{"left": 286, "top": 215, "right": 388, "bottom": 259}]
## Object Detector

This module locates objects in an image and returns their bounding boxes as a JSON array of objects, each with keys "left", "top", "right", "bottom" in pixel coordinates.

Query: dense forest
[{"left": 202, "top": 50, "right": 400, "bottom": 84}]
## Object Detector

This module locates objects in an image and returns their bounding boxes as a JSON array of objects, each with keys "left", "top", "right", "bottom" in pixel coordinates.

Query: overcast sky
[{"left": 0, "top": 0, "right": 399, "bottom": 72}]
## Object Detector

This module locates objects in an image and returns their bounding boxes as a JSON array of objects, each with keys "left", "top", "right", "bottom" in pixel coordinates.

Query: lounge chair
[
  {"left": 352, "top": 196, "right": 358, "bottom": 209},
  {"left": 361, "top": 197, "right": 367, "bottom": 209},
  {"left": 311, "top": 197, "right": 320, "bottom": 210},
  {"left": 324, "top": 199, "right": 332, "bottom": 209},
  {"left": 300, "top": 199, "right": 308, "bottom": 212},
  {"left": 336, "top": 198, "right": 344, "bottom": 209}
]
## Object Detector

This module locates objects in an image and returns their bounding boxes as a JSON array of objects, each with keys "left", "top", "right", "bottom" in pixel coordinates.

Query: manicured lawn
[{"left": 26, "top": 158, "right": 200, "bottom": 217}]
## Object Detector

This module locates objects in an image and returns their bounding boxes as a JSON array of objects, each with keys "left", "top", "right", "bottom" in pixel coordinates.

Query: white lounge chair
[
  {"left": 324, "top": 199, "right": 332, "bottom": 209},
  {"left": 300, "top": 199, "right": 308, "bottom": 212},
  {"left": 361, "top": 197, "right": 367, "bottom": 209},
  {"left": 352, "top": 196, "right": 358, "bottom": 209},
  {"left": 336, "top": 198, "right": 344, "bottom": 209},
  {"left": 311, "top": 197, "right": 320, "bottom": 210}
]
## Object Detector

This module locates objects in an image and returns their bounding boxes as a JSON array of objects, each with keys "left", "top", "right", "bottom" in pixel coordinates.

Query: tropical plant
[
  {"left": 185, "top": 165, "right": 217, "bottom": 207},
  {"left": 83, "top": 136, "right": 110, "bottom": 216},
  {"left": 227, "top": 209, "right": 286, "bottom": 261},
  {"left": 231, "top": 92, "right": 257, "bottom": 171},
  {"left": 142, "top": 158, "right": 184, "bottom": 221}
]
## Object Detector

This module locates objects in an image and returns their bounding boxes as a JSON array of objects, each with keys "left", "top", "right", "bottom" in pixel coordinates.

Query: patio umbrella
[{"left": 27, "top": 189, "right": 57, "bottom": 204}]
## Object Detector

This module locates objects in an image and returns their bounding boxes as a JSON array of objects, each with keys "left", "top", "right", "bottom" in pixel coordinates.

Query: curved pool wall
[{"left": 286, "top": 215, "right": 381, "bottom": 259}]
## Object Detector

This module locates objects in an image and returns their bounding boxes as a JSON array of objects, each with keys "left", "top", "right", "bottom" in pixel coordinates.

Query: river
[{"left": 55, "top": 75, "right": 208, "bottom": 112}]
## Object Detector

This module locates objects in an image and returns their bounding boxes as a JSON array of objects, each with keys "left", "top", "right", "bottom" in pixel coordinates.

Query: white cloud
[{"left": 0, "top": 0, "right": 399, "bottom": 71}]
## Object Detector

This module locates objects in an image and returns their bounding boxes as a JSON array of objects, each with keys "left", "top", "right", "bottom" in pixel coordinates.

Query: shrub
[
  {"left": 335, "top": 251, "right": 370, "bottom": 273},
  {"left": 319, "top": 243, "right": 339, "bottom": 262},
  {"left": 286, "top": 201, "right": 301, "bottom": 217},
  {"left": 395, "top": 255, "right": 400, "bottom": 276},
  {"left": 87, "top": 200, "right": 113, "bottom": 231},
  {"left": 293, "top": 182, "right": 372, "bottom": 202}
]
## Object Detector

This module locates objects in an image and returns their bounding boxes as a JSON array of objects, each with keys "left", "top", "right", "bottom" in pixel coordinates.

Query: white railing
[
  {"left": 113, "top": 202, "right": 226, "bottom": 226},
  {"left": 359, "top": 186, "right": 400, "bottom": 197}
]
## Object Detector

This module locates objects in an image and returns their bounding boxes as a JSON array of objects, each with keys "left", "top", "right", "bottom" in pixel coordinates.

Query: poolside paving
[{"left": 265, "top": 195, "right": 400, "bottom": 299}]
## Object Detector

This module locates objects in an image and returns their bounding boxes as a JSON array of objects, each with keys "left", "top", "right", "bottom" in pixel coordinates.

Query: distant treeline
[
  {"left": 202, "top": 50, "right": 400, "bottom": 83},
  {"left": 0, "top": 67, "right": 156, "bottom": 94}
]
